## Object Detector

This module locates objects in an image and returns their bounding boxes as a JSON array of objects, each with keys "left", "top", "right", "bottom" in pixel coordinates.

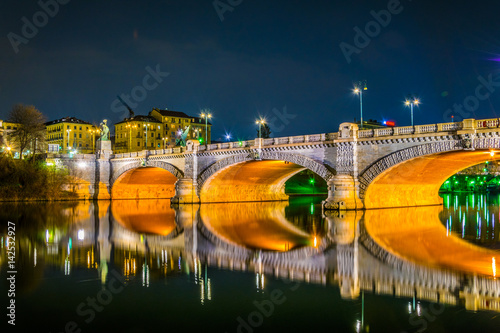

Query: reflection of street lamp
[
  {"left": 405, "top": 97, "right": 420, "bottom": 127},
  {"left": 354, "top": 81, "right": 367, "bottom": 129},
  {"left": 200, "top": 111, "right": 212, "bottom": 145},
  {"left": 255, "top": 119, "right": 266, "bottom": 138}
]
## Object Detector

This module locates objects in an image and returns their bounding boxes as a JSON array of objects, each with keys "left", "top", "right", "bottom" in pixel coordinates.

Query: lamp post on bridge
[
  {"left": 255, "top": 118, "right": 266, "bottom": 139},
  {"left": 143, "top": 122, "right": 150, "bottom": 150},
  {"left": 405, "top": 96, "right": 420, "bottom": 128},
  {"left": 88, "top": 129, "right": 96, "bottom": 153},
  {"left": 354, "top": 81, "right": 367, "bottom": 129},
  {"left": 200, "top": 110, "right": 212, "bottom": 145},
  {"left": 66, "top": 129, "right": 71, "bottom": 153}
]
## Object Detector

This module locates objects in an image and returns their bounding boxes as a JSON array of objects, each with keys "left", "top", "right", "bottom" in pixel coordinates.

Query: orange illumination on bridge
[
  {"left": 111, "top": 167, "right": 178, "bottom": 199},
  {"left": 364, "top": 150, "right": 500, "bottom": 209},
  {"left": 200, "top": 160, "right": 305, "bottom": 203}
]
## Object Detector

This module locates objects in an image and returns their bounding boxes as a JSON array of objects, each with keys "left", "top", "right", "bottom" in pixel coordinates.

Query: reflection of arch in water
[
  {"left": 362, "top": 205, "right": 499, "bottom": 277},
  {"left": 199, "top": 201, "right": 330, "bottom": 252},
  {"left": 110, "top": 200, "right": 182, "bottom": 238}
]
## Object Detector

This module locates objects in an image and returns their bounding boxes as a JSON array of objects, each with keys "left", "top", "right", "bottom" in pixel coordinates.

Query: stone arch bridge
[{"left": 47, "top": 118, "right": 500, "bottom": 210}]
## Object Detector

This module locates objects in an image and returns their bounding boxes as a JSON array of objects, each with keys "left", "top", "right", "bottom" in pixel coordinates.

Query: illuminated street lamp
[
  {"left": 225, "top": 133, "right": 232, "bottom": 141},
  {"left": 255, "top": 119, "right": 266, "bottom": 139},
  {"left": 193, "top": 128, "right": 200, "bottom": 140},
  {"left": 200, "top": 111, "right": 212, "bottom": 145},
  {"left": 162, "top": 137, "right": 167, "bottom": 148},
  {"left": 353, "top": 81, "right": 367, "bottom": 129},
  {"left": 143, "top": 123, "right": 149, "bottom": 150},
  {"left": 66, "top": 129, "right": 71, "bottom": 152},
  {"left": 405, "top": 97, "right": 420, "bottom": 127},
  {"left": 88, "top": 129, "right": 97, "bottom": 153}
]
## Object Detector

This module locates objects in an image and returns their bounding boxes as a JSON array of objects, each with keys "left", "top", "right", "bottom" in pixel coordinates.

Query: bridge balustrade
[{"left": 476, "top": 118, "right": 500, "bottom": 128}]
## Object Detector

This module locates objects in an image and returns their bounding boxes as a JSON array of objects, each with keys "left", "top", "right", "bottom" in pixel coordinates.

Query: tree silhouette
[
  {"left": 7, "top": 104, "right": 46, "bottom": 160},
  {"left": 257, "top": 123, "right": 271, "bottom": 139}
]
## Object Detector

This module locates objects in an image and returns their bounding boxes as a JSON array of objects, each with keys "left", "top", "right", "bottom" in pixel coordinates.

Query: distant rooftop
[
  {"left": 151, "top": 108, "right": 190, "bottom": 118},
  {"left": 115, "top": 115, "right": 161, "bottom": 125},
  {"left": 45, "top": 117, "right": 92, "bottom": 126}
]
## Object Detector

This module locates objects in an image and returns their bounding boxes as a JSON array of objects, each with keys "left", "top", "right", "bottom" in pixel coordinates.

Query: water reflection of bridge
[{"left": 15, "top": 200, "right": 500, "bottom": 313}]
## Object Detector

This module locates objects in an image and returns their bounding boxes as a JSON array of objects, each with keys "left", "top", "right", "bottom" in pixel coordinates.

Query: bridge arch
[
  {"left": 197, "top": 151, "right": 335, "bottom": 203},
  {"left": 110, "top": 159, "right": 183, "bottom": 199},
  {"left": 359, "top": 137, "right": 500, "bottom": 208}
]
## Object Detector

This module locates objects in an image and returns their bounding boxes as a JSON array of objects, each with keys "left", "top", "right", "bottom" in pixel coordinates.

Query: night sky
[{"left": 1, "top": 0, "right": 500, "bottom": 140}]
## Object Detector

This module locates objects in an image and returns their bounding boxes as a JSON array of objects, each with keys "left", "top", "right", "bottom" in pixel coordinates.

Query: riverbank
[{"left": 0, "top": 155, "right": 78, "bottom": 201}]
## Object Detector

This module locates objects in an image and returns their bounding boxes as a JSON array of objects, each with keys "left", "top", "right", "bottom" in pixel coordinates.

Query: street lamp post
[
  {"left": 405, "top": 97, "right": 420, "bottom": 128},
  {"left": 66, "top": 129, "right": 71, "bottom": 153},
  {"left": 201, "top": 111, "right": 212, "bottom": 145},
  {"left": 255, "top": 119, "right": 265, "bottom": 138},
  {"left": 88, "top": 129, "right": 96, "bottom": 153},
  {"left": 162, "top": 137, "right": 167, "bottom": 148},
  {"left": 354, "top": 81, "right": 367, "bottom": 129},
  {"left": 143, "top": 123, "right": 149, "bottom": 150}
]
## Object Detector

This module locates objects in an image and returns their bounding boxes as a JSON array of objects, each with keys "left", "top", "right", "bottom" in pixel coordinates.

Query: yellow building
[
  {"left": 45, "top": 117, "right": 98, "bottom": 154},
  {"left": 149, "top": 108, "right": 212, "bottom": 146},
  {"left": 114, "top": 115, "right": 164, "bottom": 154},
  {"left": 114, "top": 108, "right": 213, "bottom": 154}
]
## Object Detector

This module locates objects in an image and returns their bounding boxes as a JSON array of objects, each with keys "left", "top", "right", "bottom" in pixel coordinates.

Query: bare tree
[{"left": 7, "top": 104, "right": 46, "bottom": 160}]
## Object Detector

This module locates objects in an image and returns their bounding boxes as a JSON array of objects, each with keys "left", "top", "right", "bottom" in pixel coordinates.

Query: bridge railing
[
  {"left": 355, "top": 121, "right": 468, "bottom": 139},
  {"left": 476, "top": 118, "right": 500, "bottom": 128}
]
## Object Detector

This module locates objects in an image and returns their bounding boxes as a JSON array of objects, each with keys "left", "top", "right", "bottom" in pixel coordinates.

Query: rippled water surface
[{"left": 1, "top": 195, "right": 499, "bottom": 333}]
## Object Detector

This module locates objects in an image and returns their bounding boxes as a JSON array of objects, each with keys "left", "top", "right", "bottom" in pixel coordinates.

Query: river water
[{"left": 1, "top": 194, "right": 500, "bottom": 332}]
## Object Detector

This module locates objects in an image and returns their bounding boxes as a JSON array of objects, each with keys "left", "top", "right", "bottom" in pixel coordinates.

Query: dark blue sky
[{"left": 1, "top": 0, "right": 500, "bottom": 140}]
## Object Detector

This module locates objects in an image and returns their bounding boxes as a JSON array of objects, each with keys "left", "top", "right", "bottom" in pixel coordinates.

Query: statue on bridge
[{"left": 99, "top": 119, "right": 110, "bottom": 141}]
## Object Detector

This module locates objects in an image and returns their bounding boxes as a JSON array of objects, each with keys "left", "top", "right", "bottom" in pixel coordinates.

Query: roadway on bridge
[{"left": 364, "top": 205, "right": 499, "bottom": 277}]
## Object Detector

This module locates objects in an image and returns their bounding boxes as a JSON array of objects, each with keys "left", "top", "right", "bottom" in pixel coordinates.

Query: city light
[
  {"left": 353, "top": 81, "right": 367, "bottom": 129},
  {"left": 255, "top": 118, "right": 266, "bottom": 138},
  {"left": 405, "top": 96, "right": 420, "bottom": 127},
  {"left": 200, "top": 110, "right": 212, "bottom": 145},
  {"left": 225, "top": 133, "right": 232, "bottom": 141}
]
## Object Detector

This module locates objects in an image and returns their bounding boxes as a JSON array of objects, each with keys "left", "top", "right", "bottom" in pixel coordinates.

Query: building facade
[
  {"left": 45, "top": 117, "right": 98, "bottom": 154},
  {"left": 149, "top": 108, "right": 212, "bottom": 146},
  {"left": 114, "top": 115, "right": 163, "bottom": 154},
  {"left": 114, "top": 108, "right": 212, "bottom": 153}
]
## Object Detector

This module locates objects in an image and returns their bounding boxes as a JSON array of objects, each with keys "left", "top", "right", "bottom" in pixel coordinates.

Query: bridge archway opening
[
  {"left": 364, "top": 150, "right": 500, "bottom": 209},
  {"left": 111, "top": 167, "right": 178, "bottom": 200},
  {"left": 200, "top": 160, "right": 327, "bottom": 203}
]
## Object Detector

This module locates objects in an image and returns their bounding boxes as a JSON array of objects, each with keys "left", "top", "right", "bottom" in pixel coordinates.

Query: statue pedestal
[{"left": 97, "top": 140, "right": 113, "bottom": 159}]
